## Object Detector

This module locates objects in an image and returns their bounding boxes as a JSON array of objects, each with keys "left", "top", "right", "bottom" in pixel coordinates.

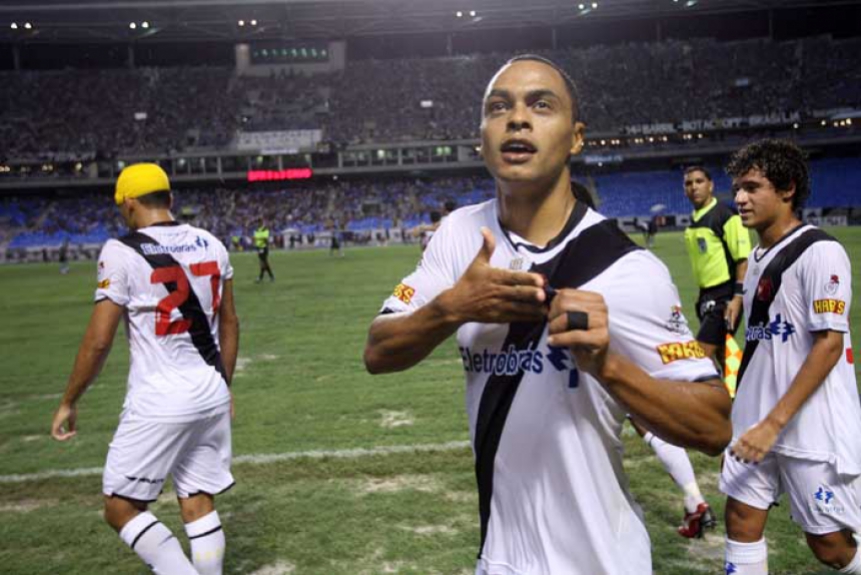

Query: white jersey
[
  {"left": 380, "top": 200, "right": 717, "bottom": 575},
  {"left": 95, "top": 222, "right": 234, "bottom": 423},
  {"left": 735, "top": 224, "right": 861, "bottom": 475}
]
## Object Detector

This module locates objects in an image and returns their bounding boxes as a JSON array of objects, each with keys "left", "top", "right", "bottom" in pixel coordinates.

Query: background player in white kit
[
  {"left": 51, "top": 163, "right": 239, "bottom": 575},
  {"left": 720, "top": 140, "right": 861, "bottom": 574},
  {"left": 364, "top": 55, "right": 732, "bottom": 575}
]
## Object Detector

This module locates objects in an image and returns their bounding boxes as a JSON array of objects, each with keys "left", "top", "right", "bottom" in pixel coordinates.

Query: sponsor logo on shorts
[
  {"left": 392, "top": 283, "right": 415, "bottom": 304},
  {"left": 813, "top": 299, "right": 845, "bottom": 315},
  {"left": 125, "top": 475, "right": 166, "bottom": 485},
  {"left": 746, "top": 314, "right": 796, "bottom": 343},
  {"left": 656, "top": 340, "right": 705, "bottom": 364},
  {"left": 825, "top": 274, "right": 840, "bottom": 295},
  {"left": 97, "top": 279, "right": 111, "bottom": 289},
  {"left": 813, "top": 485, "right": 844, "bottom": 515}
]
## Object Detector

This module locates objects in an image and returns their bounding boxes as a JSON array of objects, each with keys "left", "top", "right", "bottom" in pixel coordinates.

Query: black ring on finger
[{"left": 566, "top": 311, "right": 589, "bottom": 331}]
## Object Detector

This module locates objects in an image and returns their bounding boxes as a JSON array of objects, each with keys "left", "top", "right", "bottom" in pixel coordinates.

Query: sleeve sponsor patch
[
  {"left": 97, "top": 279, "right": 111, "bottom": 289},
  {"left": 813, "top": 299, "right": 845, "bottom": 315},
  {"left": 657, "top": 340, "right": 706, "bottom": 364},
  {"left": 392, "top": 283, "right": 416, "bottom": 305}
]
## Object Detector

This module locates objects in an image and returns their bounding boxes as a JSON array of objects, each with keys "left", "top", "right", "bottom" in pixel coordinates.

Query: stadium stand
[
  {"left": 4, "top": 156, "right": 858, "bottom": 254},
  {"left": 1, "top": 36, "right": 860, "bottom": 158}
]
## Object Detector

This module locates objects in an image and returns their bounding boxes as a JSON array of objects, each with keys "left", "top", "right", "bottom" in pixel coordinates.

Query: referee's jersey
[
  {"left": 685, "top": 198, "right": 751, "bottom": 289},
  {"left": 379, "top": 199, "right": 718, "bottom": 575}
]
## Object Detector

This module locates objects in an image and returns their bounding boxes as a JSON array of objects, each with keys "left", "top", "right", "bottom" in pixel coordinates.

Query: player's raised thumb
[{"left": 475, "top": 226, "right": 496, "bottom": 264}]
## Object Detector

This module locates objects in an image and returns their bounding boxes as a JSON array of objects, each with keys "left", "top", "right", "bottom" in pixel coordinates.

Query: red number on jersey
[
  {"left": 150, "top": 261, "right": 220, "bottom": 336},
  {"left": 190, "top": 261, "right": 221, "bottom": 314},
  {"left": 151, "top": 266, "right": 193, "bottom": 336}
]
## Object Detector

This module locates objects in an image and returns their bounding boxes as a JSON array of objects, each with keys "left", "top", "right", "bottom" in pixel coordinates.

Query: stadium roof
[{"left": 0, "top": 0, "right": 857, "bottom": 43}]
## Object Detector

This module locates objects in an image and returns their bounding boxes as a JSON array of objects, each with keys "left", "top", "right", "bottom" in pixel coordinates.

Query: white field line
[{"left": 0, "top": 440, "right": 471, "bottom": 484}]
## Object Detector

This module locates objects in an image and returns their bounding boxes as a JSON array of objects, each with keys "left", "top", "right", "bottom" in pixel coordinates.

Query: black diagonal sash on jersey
[
  {"left": 120, "top": 231, "right": 227, "bottom": 382},
  {"left": 736, "top": 228, "right": 835, "bottom": 387},
  {"left": 473, "top": 219, "right": 641, "bottom": 556}
]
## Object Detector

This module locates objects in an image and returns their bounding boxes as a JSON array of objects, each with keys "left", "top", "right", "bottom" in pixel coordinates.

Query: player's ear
[
  {"left": 779, "top": 182, "right": 796, "bottom": 205},
  {"left": 570, "top": 122, "right": 586, "bottom": 156}
]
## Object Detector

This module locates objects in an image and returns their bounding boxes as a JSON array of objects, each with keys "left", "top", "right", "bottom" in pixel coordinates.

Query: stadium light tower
[
  {"left": 129, "top": 22, "right": 136, "bottom": 29},
  {"left": 10, "top": 22, "right": 17, "bottom": 29}
]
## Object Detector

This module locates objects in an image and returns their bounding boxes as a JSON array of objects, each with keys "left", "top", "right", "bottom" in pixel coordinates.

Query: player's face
[
  {"left": 683, "top": 170, "right": 713, "bottom": 209},
  {"left": 732, "top": 168, "right": 794, "bottom": 230},
  {"left": 480, "top": 61, "right": 584, "bottom": 185}
]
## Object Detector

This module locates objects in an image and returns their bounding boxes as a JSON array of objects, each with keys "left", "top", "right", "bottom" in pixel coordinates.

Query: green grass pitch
[{"left": 1, "top": 228, "right": 859, "bottom": 574}]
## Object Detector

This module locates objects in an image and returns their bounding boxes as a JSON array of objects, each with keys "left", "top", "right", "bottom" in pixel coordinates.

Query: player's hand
[
  {"left": 51, "top": 402, "right": 78, "bottom": 441},
  {"left": 729, "top": 418, "right": 781, "bottom": 464},
  {"left": 546, "top": 290, "right": 610, "bottom": 376},
  {"left": 438, "top": 227, "right": 546, "bottom": 324},
  {"left": 725, "top": 296, "right": 743, "bottom": 334}
]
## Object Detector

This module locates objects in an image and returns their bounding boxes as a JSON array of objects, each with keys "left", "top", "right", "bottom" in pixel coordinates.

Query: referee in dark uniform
[{"left": 683, "top": 166, "right": 750, "bottom": 374}]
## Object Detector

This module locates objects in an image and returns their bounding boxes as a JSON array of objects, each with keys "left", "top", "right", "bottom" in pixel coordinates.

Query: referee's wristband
[{"left": 733, "top": 282, "right": 744, "bottom": 296}]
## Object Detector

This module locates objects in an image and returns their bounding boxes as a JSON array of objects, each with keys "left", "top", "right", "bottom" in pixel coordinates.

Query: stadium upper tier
[
  {"left": 1, "top": 35, "right": 859, "bottom": 159},
  {"left": 2, "top": 158, "right": 859, "bottom": 250}
]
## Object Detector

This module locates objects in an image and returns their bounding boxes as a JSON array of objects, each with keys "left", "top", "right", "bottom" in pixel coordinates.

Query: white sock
[
  {"left": 725, "top": 537, "right": 768, "bottom": 575},
  {"left": 119, "top": 511, "right": 198, "bottom": 574},
  {"left": 840, "top": 547, "right": 861, "bottom": 574},
  {"left": 185, "top": 510, "right": 225, "bottom": 575},
  {"left": 644, "top": 431, "right": 704, "bottom": 513}
]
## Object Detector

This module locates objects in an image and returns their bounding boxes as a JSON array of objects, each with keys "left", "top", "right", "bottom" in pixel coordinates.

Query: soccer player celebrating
[
  {"left": 51, "top": 163, "right": 239, "bottom": 575},
  {"left": 364, "top": 55, "right": 731, "bottom": 575},
  {"left": 720, "top": 140, "right": 861, "bottom": 574}
]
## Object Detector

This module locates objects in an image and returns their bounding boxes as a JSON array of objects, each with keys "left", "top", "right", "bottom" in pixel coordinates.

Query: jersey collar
[
  {"left": 500, "top": 198, "right": 588, "bottom": 254},
  {"left": 691, "top": 197, "right": 717, "bottom": 221}
]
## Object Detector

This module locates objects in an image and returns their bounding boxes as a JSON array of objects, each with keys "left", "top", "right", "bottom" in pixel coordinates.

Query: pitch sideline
[{"left": 0, "top": 440, "right": 471, "bottom": 484}]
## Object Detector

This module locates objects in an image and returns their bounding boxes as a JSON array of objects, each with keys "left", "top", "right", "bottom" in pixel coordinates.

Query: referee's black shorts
[
  {"left": 257, "top": 246, "right": 269, "bottom": 261},
  {"left": 695, "top": 281, "right": 733, "bottom": 346}
]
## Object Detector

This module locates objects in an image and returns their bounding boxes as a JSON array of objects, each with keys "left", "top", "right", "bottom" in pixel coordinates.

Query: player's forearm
[
  {"left": 598, "top": 353, "right": 732, "bottom": 455},
  {"left": 364, "top": 296, "right": 462, "bottom": 374},
  {"left": 62, "top": 340, "right": 112, "bottom": 407},
  {"left": 764, "top": 332, "right": 843, "bottom": 430},
  {"left": 219, "top": 315, "right": 240, "bottom": 385},
  {"left": 734, "top": 259, "right": 748, "bottom": 286}
]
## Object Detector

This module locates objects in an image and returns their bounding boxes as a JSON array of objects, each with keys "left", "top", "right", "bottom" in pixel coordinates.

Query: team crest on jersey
[
  {"left": 697, "top": 238, "right": 707, "bottom": 254},
  {"left": 813, "top": 299, "right": 845, "bottom": 315},
  {"left": 666, "top": 305, "right": 687, "bottom": 334},
  {"left": 825, "top": 274, "right": 840, "bottom": 295},
  {"left": 656, "top": 340, "right": 705, "bottom": 364},
  {"left": 392, "top": 283, "right": 415, "bottom": 304},
  {"left": 756, "top": 278, "right": 774, "bottom": 301}
]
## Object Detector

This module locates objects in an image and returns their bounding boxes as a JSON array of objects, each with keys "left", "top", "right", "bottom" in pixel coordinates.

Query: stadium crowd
[
  {"left": 3, "top": 155, "right": 860, "bottom": 254},
  {"left": 1, "top": 36, "right": 859, "bottom": 158}
]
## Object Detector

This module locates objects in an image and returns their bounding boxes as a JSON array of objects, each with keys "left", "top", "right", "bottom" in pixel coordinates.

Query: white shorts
[
  {"left": 720, "top": 450, "right": 861, "bottom": 535},
  {"left": 103, "top": 408, "right": 233, "bottom": 502}
]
